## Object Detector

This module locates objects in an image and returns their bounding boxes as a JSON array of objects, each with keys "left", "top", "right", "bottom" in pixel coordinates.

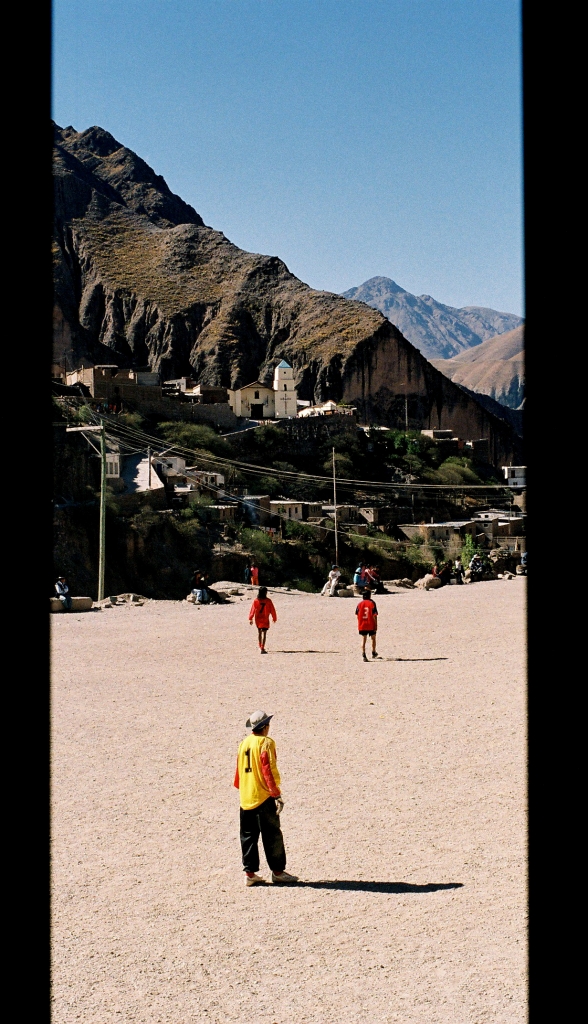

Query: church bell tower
[{"left": 273, "top": 359, "right": 297, "bottom": 419}]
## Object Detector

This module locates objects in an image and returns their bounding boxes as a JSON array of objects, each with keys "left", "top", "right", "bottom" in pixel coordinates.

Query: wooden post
[
  {"left": 332, "top": 447, "right": 338, "bottom": 565},
  {"left": 98, "top": 420, "right": 106, "bottom": 602}
]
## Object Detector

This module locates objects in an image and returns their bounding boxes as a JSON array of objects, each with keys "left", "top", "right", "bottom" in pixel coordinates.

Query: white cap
[{"left": 246, "top": 710, "right": 273, "bottom": 731}]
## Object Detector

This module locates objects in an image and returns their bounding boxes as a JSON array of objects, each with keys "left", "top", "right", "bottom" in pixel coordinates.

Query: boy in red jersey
[
  {"left": 249, "top": 586, "right": 277, "bottom": 653},
  {"left": 355, "top": 587, "right": 379, "bottom": 661}
]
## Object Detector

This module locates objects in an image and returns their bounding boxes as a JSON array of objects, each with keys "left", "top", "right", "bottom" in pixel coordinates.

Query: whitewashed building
[{"left": 502, "top": 466, "right": 526, "bottom": 489}]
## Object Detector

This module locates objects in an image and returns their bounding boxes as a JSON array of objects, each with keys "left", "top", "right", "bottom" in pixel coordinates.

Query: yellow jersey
[{"left": 234, "top": 734, "right": 282, "bottom": 810}]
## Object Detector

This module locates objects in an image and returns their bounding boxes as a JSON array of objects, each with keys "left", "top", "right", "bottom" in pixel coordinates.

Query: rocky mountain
[
  {"left": 430, "top": 326, "right": 524, "bottom": 410},
  {"left": 341, "top": 277, "right": 522, "bottom": 360},
  {"left": 53, "top": 123, "right": 521, "bottom": 463}
]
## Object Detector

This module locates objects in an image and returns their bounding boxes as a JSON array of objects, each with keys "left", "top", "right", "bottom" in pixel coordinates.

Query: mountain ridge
[
  {"left": 341, "top": 276, "right": 522, "bottom": 360},
  {"left": 431, "top": 326, "right": 524, "bottom": 410},
  {"left": 52, "top": 122, "right": 522, "bottom": 464}
]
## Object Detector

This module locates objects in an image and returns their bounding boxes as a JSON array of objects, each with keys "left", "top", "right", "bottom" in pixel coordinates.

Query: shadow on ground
[
  {"left": 298, "top": 881, "right": 463, "bottom": 893},
  {"left": 273, "top": 650, "right": 340, "bottom": 655}
]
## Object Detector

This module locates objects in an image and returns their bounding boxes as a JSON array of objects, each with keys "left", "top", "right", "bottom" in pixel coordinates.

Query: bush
[
  {"left": 158, "top": 422, "right": 230, "bottom": 458},
  {"left": 323, "top": 453, "right": 355, "bottom": 478},
  {"left": 118, "top": 411, "right": 144, "bottom": 429}
]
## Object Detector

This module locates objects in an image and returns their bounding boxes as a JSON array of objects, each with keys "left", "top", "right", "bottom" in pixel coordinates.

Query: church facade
[{"left": 228, "top": 360, "right": 298, "bottom": 420}]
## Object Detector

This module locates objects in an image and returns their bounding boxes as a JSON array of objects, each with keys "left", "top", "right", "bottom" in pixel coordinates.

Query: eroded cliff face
[{"left": 53, "top": 123, "right": 521, "bottom": 463}]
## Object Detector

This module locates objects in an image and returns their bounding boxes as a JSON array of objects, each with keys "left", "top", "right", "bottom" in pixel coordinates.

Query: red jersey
[
  {"left": 249, "top": 598, "right": 277, "bottom": 629},
  {"left": 355, "top": 598, "right": 378, "bottom": 632}
]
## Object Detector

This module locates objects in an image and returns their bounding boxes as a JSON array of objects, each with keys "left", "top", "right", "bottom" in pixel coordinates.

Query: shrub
[{"left": 118, "top": 411, "right": 144, "bottom": 429}]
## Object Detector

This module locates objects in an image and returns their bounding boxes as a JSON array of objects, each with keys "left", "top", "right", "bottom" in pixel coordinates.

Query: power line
[{"left": 90, "top": 409, "right": 513, "bottom": 495}]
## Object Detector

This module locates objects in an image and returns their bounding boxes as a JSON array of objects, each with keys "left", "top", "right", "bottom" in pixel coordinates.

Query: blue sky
[{"left": 52, "top": 0, "right": 523, "bottom": 315}]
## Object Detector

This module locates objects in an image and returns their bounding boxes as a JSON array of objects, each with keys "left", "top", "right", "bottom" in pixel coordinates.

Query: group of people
[
  {"left": 430, "top": 557, "right": 469, "bottom": 586},
  {"left": 239, "top": 582, "right": 382, "bottom": 884},
  {"left": 320, "top": 562, "right": 384, "bottom": 598},
  {"left": 353, "top": 562, "right": 384, "bottom": 594},
  {"left": 248, "top": 584, "right": 380, "bottom": 661},
  {"left": 243, "top": 563, "right": 260, "bottom": 586}
]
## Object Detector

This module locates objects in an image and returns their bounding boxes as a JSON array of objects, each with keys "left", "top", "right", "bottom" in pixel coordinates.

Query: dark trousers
[{"left": 240, "top": 797, "right": 286, "bottom": 873}]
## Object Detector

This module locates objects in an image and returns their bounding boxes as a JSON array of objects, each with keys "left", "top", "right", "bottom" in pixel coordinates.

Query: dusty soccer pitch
[{"left": 51, "top": 580, "right": 526, "bottom": 1023}]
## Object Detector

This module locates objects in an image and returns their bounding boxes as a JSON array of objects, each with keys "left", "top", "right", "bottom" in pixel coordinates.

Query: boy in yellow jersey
[{"left": 234, "top": 710, "right": 299, "bottom": 886}]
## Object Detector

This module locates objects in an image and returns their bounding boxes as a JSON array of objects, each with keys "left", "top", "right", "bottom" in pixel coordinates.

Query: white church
[{"left": 228, "top": 359, "right": 298, "bottom": 420}]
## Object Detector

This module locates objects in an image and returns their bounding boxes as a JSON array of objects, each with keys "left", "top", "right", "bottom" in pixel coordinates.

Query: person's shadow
[{"left": 295, "top": 880, "right": 463, "bottom": 893}]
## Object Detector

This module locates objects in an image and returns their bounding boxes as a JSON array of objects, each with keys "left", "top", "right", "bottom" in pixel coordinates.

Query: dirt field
[{"left": 51, "top": 579, "right": 527, "bottom": 1023}]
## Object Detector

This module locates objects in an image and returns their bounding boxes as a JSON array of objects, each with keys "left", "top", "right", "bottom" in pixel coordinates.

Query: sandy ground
[{"left": 51, "top": 579, "right": 527, "bottom": 1024}]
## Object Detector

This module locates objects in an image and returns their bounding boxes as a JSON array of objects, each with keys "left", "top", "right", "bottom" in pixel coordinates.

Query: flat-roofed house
[{"left": 270, "top": 500, "right": 304, "bottom": 521}]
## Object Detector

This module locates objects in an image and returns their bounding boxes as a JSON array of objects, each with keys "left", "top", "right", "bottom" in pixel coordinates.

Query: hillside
[
  {"left": 53, "top": 122, "right": 521, "bottom": 463},
  {"left": 430, "top": 326, "right": 524, "bottom": 409},
  {"left": 341, "top": 276, "right": 522, "bottom": 360}
]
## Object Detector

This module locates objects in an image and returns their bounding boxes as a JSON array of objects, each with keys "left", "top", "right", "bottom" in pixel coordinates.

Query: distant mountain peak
[{"left": 341, "top": 277, "right": 523, "bottom": 360}]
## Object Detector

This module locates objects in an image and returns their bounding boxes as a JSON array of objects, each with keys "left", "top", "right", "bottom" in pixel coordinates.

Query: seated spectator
[
  {"left": 438, "top": 560, "right": 452, "bottom": 586},
  {"left": 191, "top": 569, "right": 209, "bottom": 604},
  {"left": 55, "top": 576, "right": 72, "bottom": 611}
]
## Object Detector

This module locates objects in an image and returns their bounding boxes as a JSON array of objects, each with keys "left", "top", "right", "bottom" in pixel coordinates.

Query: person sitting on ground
[
  {"left": 353, "top": 562, "right": 367, "bottom": 594},
  {"left": 438, "top": 560, "right": 453, "bottom": 587},
  {"left": 55, "top": 576, "right": 72, "bottom": 611},
  {"left": 249, "top": 586, "right": 277, "bottom": 654},
  {"left": 366, "top": 564, "right": 385, "bottom": 594},
  {"left": 355, "top": 587, "right": 379, "bottom": 661},
  {"left": 321, "top": 564, "right": 341, "bottom": 596},
  {"left": 469, "top": 554, "right": 484, "bottom": 579},
  {"left": 191, "top": 569, "right": 209, "bottom": 604}
]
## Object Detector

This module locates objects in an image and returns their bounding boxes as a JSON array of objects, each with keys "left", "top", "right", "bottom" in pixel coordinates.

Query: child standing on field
[
  {"left": 234, "top": 710, "right": 298, "bottom": 886},
  {"left": 355, "top": 587, "right": 379, "bottom": 661},
  {"left": 249, "top": 586, "right": 277, "bottom": 654}
]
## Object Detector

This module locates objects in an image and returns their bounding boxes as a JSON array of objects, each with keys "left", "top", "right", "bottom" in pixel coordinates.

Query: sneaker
[
  {"left": 260, "top": 648, "right": 267, "bottom": 654},
  {"left": 271, "top": 870, "right": 299, "bottom": 884},
  {"left": 372, "top": 651, "right": 379, "bottom": 658},
  {"left": 362, "top": 653, "right": 368, "bottom": 662},
  {"left": 245, "top": 873, "right": 266, "bottom": 886}
]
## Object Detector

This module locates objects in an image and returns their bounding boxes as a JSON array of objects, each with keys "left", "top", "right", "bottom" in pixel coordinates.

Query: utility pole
[
  {"left": 98, "top": 420, "right": 107, "bottom": 602},
  {"left": 405, "top": 393, "right": 408, "bottom": 433},
  {"left": 148, "top": 446, "right": 152, "bottom": 488},
  {"left": 66, "top": 423, "right": 106, "bottom": 602},
  {"left": 332, "top": 447, "right": 338, "bottom": 565}
]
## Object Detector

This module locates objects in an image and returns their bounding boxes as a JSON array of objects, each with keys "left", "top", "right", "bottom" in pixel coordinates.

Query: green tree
[{"left": 323, "top": 453, "right": 355, "bottom": 478}]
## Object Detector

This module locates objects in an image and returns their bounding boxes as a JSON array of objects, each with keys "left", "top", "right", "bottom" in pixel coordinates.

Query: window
[
  {"left": 284, "top": 384, "right": 287, "bottom": 391},
  {"left": 254, "top": 391, "right": 259, "bottom": 399}
]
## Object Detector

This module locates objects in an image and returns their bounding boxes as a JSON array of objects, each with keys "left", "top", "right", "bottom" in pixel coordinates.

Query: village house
[
  {"left": 397, "top": 520, "right": 478, "bottom": 544},
  {"left": 241, "top": 495, "right": 271, "bottom": 526},
  {"left": 185, "top": 468, "right": 225, "bottom": 494},
  {"left": 472, "top": 510, "right": 526, "bottom": 549},
  {"left": 270, "top": 499, "right": 304, "bottom": 521},
  {"left": 297, "top": 400, "right": 357, "bottom": 418},
  {"left": 301, "top": 502, "right": 323, "bottom": 520},
  {"left": 66, "top": 365, "right": 161, "bottom": 400},
  {"left": 208, "top": 505, "right": 236, "bottom": 522},
  {"left": 162, "top": 379, "right": 230, "bottom": 404},
  {"left": 502, "top": 466, "right": 526, "bottom": 489}
]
